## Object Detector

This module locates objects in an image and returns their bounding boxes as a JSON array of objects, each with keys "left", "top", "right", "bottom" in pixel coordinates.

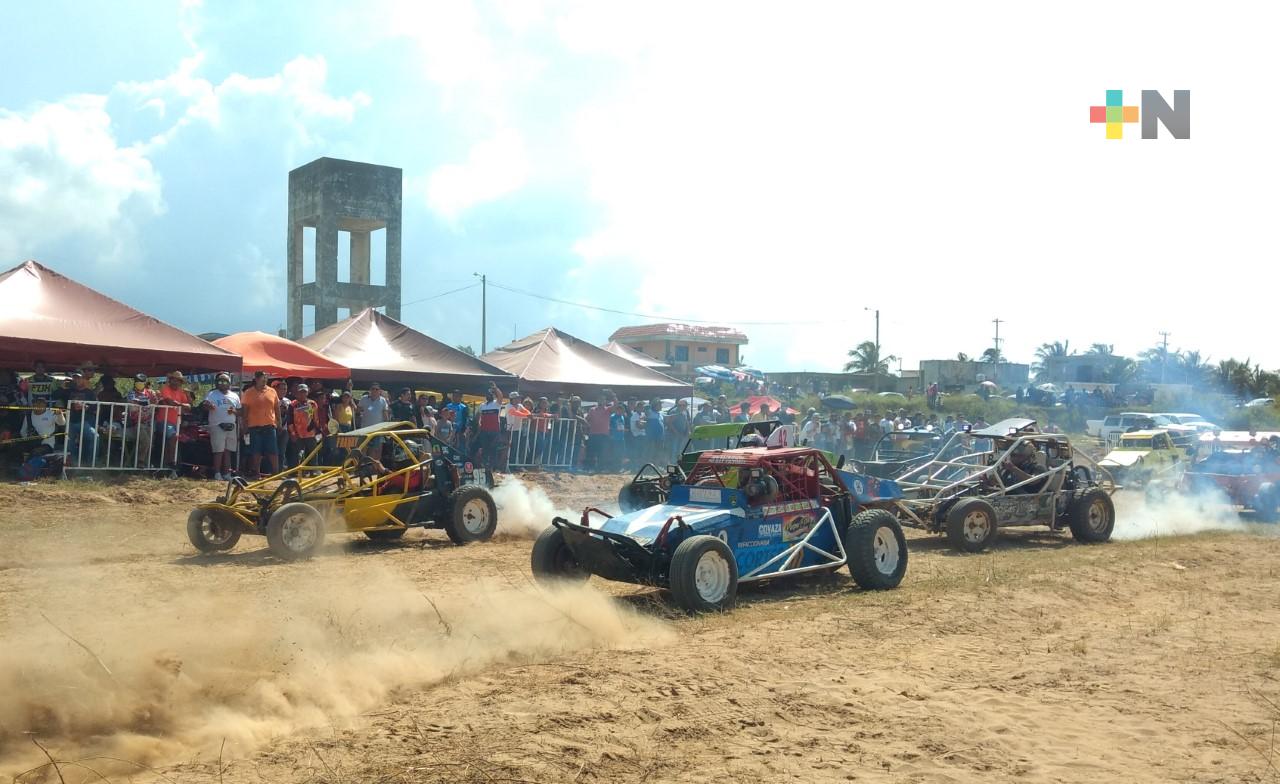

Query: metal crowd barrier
[
  {"left": 62, "top": 401, "right": 182, "bottom": 477},
  {"left": 506, "top": 416, "right": 580, "bottom": 471}
]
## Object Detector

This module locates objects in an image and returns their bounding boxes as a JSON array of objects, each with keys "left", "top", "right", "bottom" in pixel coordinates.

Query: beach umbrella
[
  {"left": 695, "top": 364, "right": 736, "bottom": 381},
  {"left": 822, "top": 394, "right": 857, "bottom": 410}
]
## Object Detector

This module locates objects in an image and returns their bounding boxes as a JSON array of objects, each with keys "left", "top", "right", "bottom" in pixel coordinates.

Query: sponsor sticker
[
  {"left": 782, "top": 512, "right": 816, "bottom": 541},
  {"left": 736, "top": 538, "right": 770, "bottom": 549},
  {"left": 758, "top": 522, "right": 782, "bottom": 537}
]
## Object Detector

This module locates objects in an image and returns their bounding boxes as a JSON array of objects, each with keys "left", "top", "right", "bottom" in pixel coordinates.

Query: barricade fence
[
  {"left": 506, "top": 416, "right": 580, "bottom": 471},
  {"left": 62, "top": 401, "right": 182, "bottom": 477}
]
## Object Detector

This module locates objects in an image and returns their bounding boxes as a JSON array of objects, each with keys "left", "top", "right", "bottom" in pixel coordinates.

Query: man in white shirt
[
  {"left": 800, "top": 413, "right": 821, "bottom": 446},
  {"left": 203, "top": 373, "right": 242, "bottom": 480},
  {"left": 22, "top": 396, "right": 65, "bottom": 448}
]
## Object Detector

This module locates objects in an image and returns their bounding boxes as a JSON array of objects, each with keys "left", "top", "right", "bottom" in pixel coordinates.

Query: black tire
[
  {"left": 617, "top": 482, "right": 643, "bottom": 513},
  {"left": 945, "top": 498, "right": 999, "bottom": 553},
  {"left": 530, "top": 526, "right": 589, "bottom": 584},
  {"left": 364, "top": 528, "right": 407, "bottom": 542},
  {"left": 844, "top": 509, "right": 907, "bottom": 590},
  {"left": 186, "top": 507, "right": 242, "bottom": 553},
  {"left": 265, "top": 502, "right": 326, "bottom": 561},
  {"left": 1069, "top": 489, "right": 1115, "bottom": 543},
  {"left": 1253, "top": 483, "right": 1278, "bottom": 523},
  {"left": 668, "top": 535, "right": 738, "bottom": 613},
  {"left": 444, "top": 485, "right": 498, "bottom": 544}
]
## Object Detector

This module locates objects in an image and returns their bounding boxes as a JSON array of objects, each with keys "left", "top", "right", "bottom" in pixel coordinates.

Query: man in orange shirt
[
  {"left": 157, "top": 371, "right": 193, "bottom": 464},
  {"left": 242, "top": 370, "right": 280, "bottom": 477}
]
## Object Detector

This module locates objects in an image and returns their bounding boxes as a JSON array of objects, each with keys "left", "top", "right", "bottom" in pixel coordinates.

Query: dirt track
[{"left": 2, "top": 475, "right": 1280, "bottom": 783}]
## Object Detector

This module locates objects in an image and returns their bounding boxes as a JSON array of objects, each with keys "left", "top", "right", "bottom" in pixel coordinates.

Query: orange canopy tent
[{"left": 213, "top": 331, "right": 349, "bottom": 379}]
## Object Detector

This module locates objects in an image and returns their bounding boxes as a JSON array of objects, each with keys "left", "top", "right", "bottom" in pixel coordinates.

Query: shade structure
[
  {"left": 213, "top": 331, "right": 349, "bottom": 379},
  {"left": 599, "top": 340, "right": 672, "bottom": 369},
  {"left": 482, "top": 328, "right": 690, "bottom": 399},
  {"left": 296, "top": 308, "right": 514, "bottom": 394},
  {"left": 0, "top": 260, "right": 240, "bottom": 373}
]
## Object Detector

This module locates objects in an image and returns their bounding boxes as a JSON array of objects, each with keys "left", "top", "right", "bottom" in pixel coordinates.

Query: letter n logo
[{"left": 1141, "top": 90, "right": 1190, "bottom": 139}]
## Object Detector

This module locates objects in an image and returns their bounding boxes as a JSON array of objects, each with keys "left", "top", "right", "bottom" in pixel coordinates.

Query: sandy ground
[{"left": 1, "top": 474, "right": 1279, "bottom": 783}]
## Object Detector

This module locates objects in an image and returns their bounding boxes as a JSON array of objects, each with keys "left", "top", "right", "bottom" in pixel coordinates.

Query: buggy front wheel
[
  {"left": 187, "top": 508, "right": 242, "bottom": 553},
  {"left": 445, "top": 486, "right": 498, "bottom": 544},
  {"left": 1069, "top": 489, "right": 1115, "bottom": 543},
  {"left": 668, "top": 535, "right": 738, "bottom": 613},
  {"left": 266, "top": 502, "right": 326, "bottom": 561},
  {"left": 844, "top": 509, "right": 907, "bottom": 590}
]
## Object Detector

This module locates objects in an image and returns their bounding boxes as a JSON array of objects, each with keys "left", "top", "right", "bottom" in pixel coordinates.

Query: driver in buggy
[
  {"left": 364, "top": 439, "right": 429, "bottom": 493},
  {"left": 998, "top": 441, "right": 1048, "bottom": 494}
]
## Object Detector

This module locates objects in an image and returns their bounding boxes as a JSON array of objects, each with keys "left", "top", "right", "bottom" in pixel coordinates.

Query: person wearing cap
[
  {"left": 154, "top": 371, "right": 192, "bottom": 464},
  {"left": 202, "top": 373, "right": 241, "bottom": 480},
  {"left": 242, "top": 371, "right": 280, "bottom": 477},
  {"left": 285, "top": 383, "right": 320, "bottom": 467}
]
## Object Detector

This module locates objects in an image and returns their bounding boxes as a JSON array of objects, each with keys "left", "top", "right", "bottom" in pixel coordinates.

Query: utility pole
[
  {"left": 864, "top": 307, "right": 880, "bottom": 389},
  {"left": 1159, "top": 331, "right": 1170, "bottom": 384},
  {"left": 474, "top": 273, "right": 487, "bottom": 354},
  {"left": 992, "top": 318, "right": 1003, "bottom": 363}
]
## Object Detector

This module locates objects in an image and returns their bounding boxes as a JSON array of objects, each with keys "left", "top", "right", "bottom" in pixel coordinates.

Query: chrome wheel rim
[
  {"left": 198, "top": 514, "right": 234, "bottom": 546},
  {"left": 963, "top": 510, "right": 991, "bottom": 543},
  {"left": 693, "top": 549, "right": 731, "bottom": 604},
  {"left": 873, "top": 526, "right": 900, "bottom": 575},
  {"left": 282, "top": 513, "right": 318, "bottom": 552},
  {"left": 462, "top": 498, "right": 491, "bottom": 534},
  {"left": 1087, "top": 500, "right": 1109, "bottom": 532}
]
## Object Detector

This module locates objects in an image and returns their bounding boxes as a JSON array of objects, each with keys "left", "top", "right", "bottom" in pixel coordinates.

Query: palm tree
[
  {"left": 1217, "top": 358, "right": 1255, "bottom": 396},
  {"left": 1177, "top": 350, "right": 1212, "bottom": 387},
  {"left": 980, "top": 348, "right": 1001, "bottom": 363},
  {"left": 1033, "top": 341, "right": 1072, "bottom": 374},
  {"left": 955, "top": 352, "right": 971, "bottom": 362},
  {"left": 844, "top": 341, "right": 895, "bottom": 374},
  {"left": 1086, "top": 343, "right": 1114, "bottom": 356},
  {"left": 1103, "top": 358, "right": 1138, "bottom": 385}
]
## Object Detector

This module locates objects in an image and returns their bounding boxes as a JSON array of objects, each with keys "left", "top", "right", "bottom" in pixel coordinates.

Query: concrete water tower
[{"left": 286, "top": 157, "right": 402, "bottom": 339}]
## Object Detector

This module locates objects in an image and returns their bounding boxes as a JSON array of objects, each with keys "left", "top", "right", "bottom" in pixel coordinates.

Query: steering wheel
[{"left": 341, "top": 451, "right": 378, "bottom": 484}]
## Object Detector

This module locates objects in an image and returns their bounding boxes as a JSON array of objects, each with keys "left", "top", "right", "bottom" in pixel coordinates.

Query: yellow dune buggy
[{"left": 187, "top": 422, "right": 498, "bottom": 560}]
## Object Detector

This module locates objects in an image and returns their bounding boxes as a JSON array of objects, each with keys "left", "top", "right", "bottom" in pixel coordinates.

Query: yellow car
[
  {"left": 1098, "top": 429, "right": 1184, "bottom": 485},
  {"left": 187, "top": 422, "right": 497, "bottom": 560}
]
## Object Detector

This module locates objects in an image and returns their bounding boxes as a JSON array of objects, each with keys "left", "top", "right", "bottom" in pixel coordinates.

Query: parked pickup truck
[
  {"left": 1087, "top": 412, "right": 1197, "bottom": 446},
  {"left": 1097, "top": 429, "right": 1185, "bottom": 485}
]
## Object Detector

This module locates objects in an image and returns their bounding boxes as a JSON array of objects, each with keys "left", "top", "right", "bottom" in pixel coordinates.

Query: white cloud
[
  {"left": 118, "top": 53, "right": 370, "bottom": 150},
  {"left": 426, "top": 128, "right": 529, "bottom": 220},
  {"left": 0, "top": 94, "right": 162, "bottom": 262}
]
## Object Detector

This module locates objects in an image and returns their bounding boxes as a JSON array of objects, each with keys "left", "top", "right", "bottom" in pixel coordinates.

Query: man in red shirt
[{"left": 157, "top": 371, "right": 193, "bottom": 464}]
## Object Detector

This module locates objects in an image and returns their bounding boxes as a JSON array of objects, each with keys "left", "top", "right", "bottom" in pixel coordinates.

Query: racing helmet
[{"left": 737, "top": 433, "right": 766, "bottom": 448}]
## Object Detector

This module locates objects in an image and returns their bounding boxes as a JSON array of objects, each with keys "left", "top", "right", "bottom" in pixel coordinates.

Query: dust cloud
[
  {"left": 0, "top": 563, "right": 671, "bottom": 779},
  {"left": 491, "top": 476, "right": 582, "bottom": 537},
  {"left": 1112, "top": 486, "right": 1247, "bottom": 540}
]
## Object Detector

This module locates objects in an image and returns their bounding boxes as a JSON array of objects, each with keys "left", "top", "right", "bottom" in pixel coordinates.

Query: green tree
[
  {"left": 455, "top": 344, "right": 477, "bottom": 357},
  {"left": 1086, "top": 343, "right": 1114, "bottom": 356},
  {"left": 955, "top": 352, "right": 971, "bottom": 362},
  {"left": 1033, "top": 340, "right": 1072, "bottom": 374},
  {"left": 844, "top": 341, "right": 895, "bottom": 374},
  {"left": 980, "top": 348, "right": 1001, "bottom": 363}
]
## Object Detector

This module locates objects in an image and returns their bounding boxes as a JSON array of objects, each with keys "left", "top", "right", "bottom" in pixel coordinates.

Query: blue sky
[{"left": 3, "top": 1, "right": 1276, "bottom": 372}]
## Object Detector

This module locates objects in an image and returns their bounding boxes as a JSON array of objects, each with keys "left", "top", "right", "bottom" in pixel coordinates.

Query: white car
[
  {"left": 1156, "top": 412, "right": 1219, "bottom": 432},
  {"left": 1245, "top": 398, "right": 1275, "bottom": 408}
]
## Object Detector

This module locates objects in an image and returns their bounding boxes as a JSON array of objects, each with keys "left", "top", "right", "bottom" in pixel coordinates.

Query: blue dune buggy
[{"left": 531, "top": 446, "right": 908, "bottom": 612}]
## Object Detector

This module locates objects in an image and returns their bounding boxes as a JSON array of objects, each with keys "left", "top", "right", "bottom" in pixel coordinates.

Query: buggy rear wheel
[
  {"left": 1069, "top": 489, "right": 1115, "bottom": 543},
  {"left": 266, "top": 502, "right": 326, "bottom": 561},
  {"left": 669, "top": 535, "right": 738, "bottom": 613},
  {"left": 617, "top": 482, "right": 645, "bottom": 513},
  {"left": 945, "top": 498, "right": 998, "bottom": 553},
  {"left": 844, "top": 509, "right": 907, "bottom": 590},
  {"left": 444, "top": 485, "right": 498, "bottom": 544},
  {"left": 530, "top": 526, "right": 589, "bottom": 584},
  {"left": 187, "top": 508, "right": 242, "bottom": 553}
]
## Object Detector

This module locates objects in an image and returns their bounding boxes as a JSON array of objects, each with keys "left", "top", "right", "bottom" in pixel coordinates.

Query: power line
[
  {"left": 297, "top": 281, "right": 481, "bottom": 331},
  {"left": 484, "top": 278, "right": 856, "bottom": 327}
]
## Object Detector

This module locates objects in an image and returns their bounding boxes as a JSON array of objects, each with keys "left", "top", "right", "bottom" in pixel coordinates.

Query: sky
[{"left": 2, "top": 0, "right": 1277, "bottom": 373}]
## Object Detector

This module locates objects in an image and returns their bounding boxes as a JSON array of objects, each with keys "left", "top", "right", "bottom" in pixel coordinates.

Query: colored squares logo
[{"left": 1090, "top": 90, "right": 1138, "bottom": 139}]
